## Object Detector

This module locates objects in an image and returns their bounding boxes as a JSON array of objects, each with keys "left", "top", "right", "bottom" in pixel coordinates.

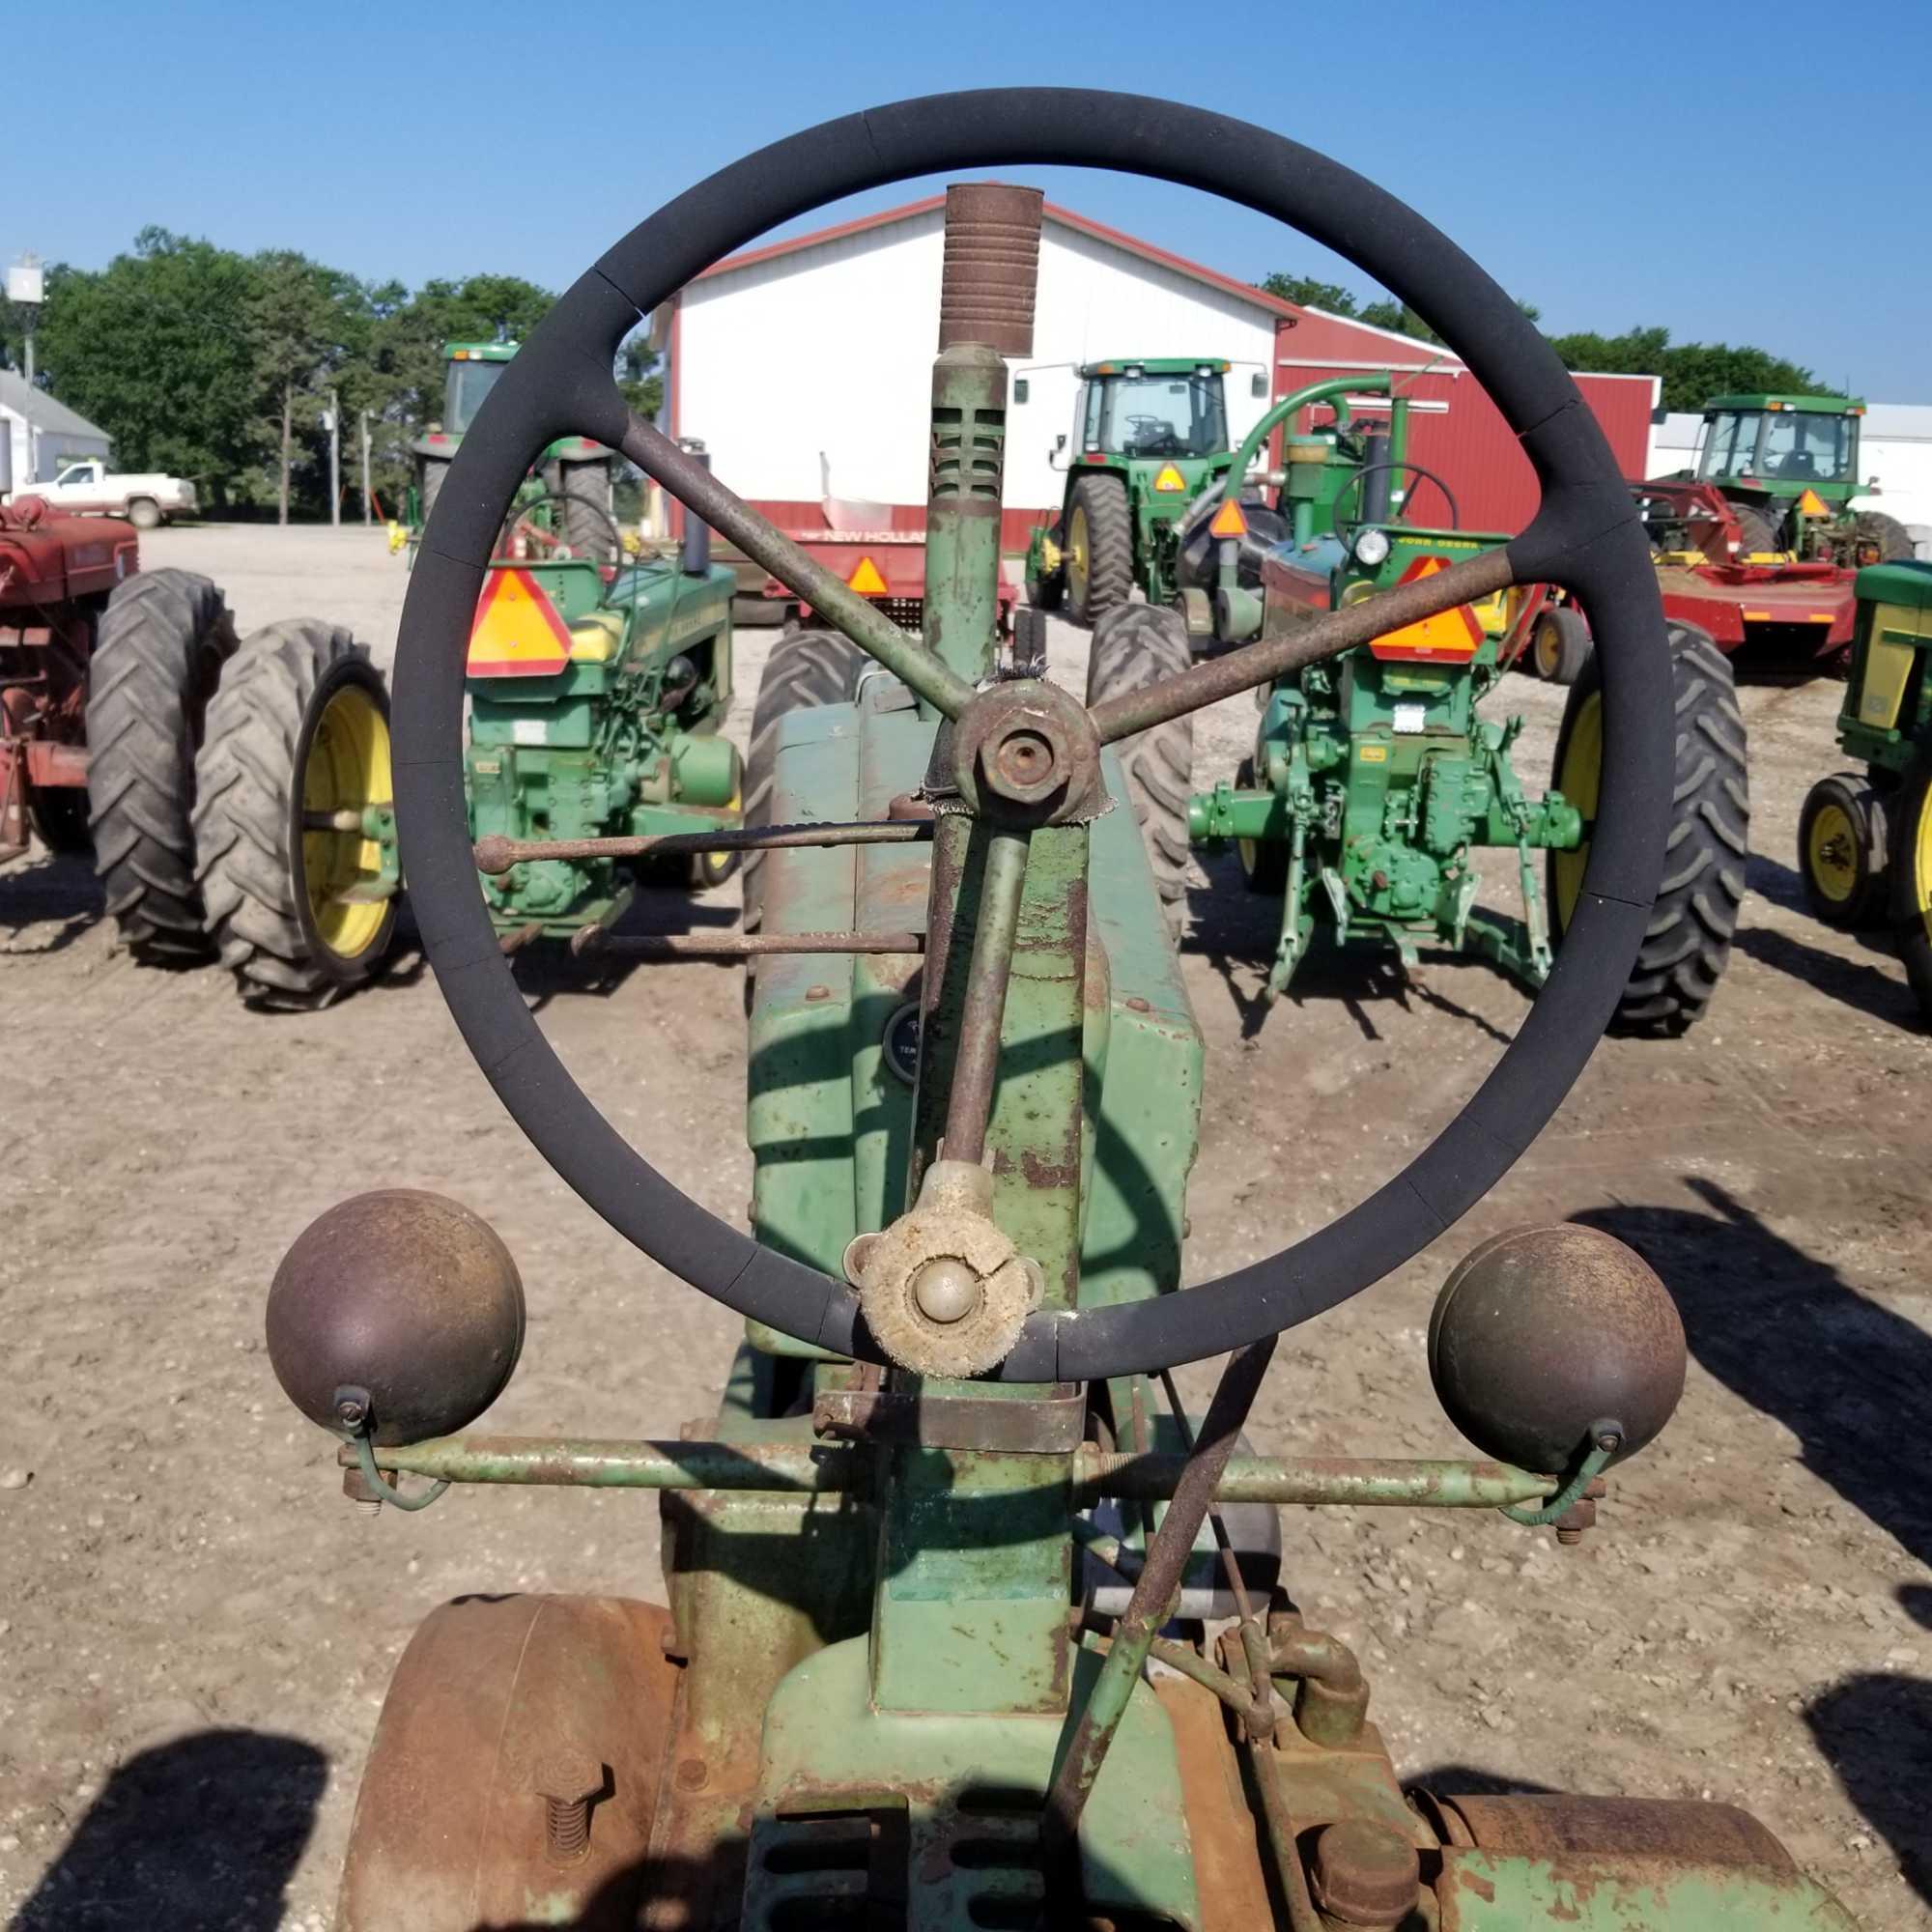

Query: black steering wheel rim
[
  {"left": 392, "top": 88, "right": 1671, "bottom": 1381},
  {"left": 1331, "top": 459, "right": 1463, "bottom": 549}
]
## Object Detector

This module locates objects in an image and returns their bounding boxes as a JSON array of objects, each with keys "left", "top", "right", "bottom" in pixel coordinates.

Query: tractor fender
[{"left": 338, "top": 1593, "right": 681, "bottom": 1932}]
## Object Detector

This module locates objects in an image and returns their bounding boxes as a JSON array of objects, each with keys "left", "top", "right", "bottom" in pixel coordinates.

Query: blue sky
[{"left": 15, "top": 0, "right": 1931, "bottom": 399}]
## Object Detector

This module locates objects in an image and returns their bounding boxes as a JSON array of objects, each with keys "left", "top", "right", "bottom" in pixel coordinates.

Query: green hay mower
[
  {"left": 266, "top": 96, "right": 1855, "bottom": 1929},
  {"left": 1797, "top": 556, "right": 1932, "bottom": 1017}
]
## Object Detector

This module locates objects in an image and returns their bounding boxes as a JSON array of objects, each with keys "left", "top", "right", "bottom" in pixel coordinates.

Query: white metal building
[
  {"left": 0, "top": 369, "right": 112, "bottom": 498},
  {"left": 660, "top": 198, "right": 1289, "bottom": 532}
]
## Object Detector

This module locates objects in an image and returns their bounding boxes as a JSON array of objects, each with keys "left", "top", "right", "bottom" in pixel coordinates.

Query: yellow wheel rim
[
  {"left": 700, "top": 780, "right": 742, "bottom": 887},
  {"left": 1534, "top": 618, "right": 1560, "bottom": 679},
  {"left": 301, "top": 681, "right": 391, "bottom": 961},
  {"left": 1917, "top": 783, "right": 1932, "bottom": 944},
  {"left": 1804, "top": 800, "right": 1860, "bottom": 905},
  {"left": 1551, "top": 690, "right": 1601, "bottom": 927},
  {"left": 1067, "top": 503, "right": 1091, "bottom": 609}
]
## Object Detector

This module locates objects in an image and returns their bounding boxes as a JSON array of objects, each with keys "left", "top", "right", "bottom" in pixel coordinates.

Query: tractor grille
[
  {"left": 869, "top": 597, "right": 923, "bottom": 632},
  {"left": 742, "top": 1792, "right": 1184, "bottom": 1928}
]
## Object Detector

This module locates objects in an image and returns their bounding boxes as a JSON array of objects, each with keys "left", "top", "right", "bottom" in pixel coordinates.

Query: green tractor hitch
[{"left": 266, "top": 99, "right": 1856, "bottom": 1930}]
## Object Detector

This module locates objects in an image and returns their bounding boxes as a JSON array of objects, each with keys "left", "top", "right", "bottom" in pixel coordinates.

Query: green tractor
[
  {"left": 268, "top": 106, "right": 1855, "bottom": 1931},
  {"left": 193, "top": 491, "right": 740, "bottom": 1006},
  {"left": 408, "top": 340, "right": 620, "bottom": 559},
  {"left": 1797, "top": 555, "right": 1932, "bottom": 1017},
  {"left": 1104, "top": 371, "right": 1745, "bottom": 1032},
  {"left": 1679, "top": 391, "right": 1911, "bottom": 564},
  {"left": 1023, "top": 356, "right": 1265, "bottom": 623}
]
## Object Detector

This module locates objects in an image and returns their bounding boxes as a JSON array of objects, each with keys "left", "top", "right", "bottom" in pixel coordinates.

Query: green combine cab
[
  {"left": 1687, "top": 391, "right": 1910, "bottom": 564},
  {"left": 1797, "top": 556, "right": 1932, "bottom": 1015},
  {"left": 409, "top": 341, "right": 618, "bottom": 559},
  {"left": 1024, "top": 356, "right": 1264, "bottom": 622}
]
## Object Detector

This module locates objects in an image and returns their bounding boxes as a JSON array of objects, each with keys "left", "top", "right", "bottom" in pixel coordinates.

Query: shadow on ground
[
  {"left": 1577, "top": 1179, "right": 1932, "bottom": 1912},
  {"left": 0, "top": 849, "right": 102, "bottom": 957},
  {"left": 7, "top": 1728, "right": 326, "bottom": 1931}
]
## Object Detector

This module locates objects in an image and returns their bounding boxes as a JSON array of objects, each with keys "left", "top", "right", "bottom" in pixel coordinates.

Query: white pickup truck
[{"left": 13, "top": 459, "right": 197, "bottom": 528}]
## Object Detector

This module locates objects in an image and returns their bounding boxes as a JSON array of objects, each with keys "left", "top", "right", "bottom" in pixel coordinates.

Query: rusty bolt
[
  {"left": 674, "top": 1756, "right": 708, "bottom": 1793},
  {"left": 535, "top": 1749, "right": 602, "bottom": 1862},
  {"left": 1554, "top": 1495, "right": 1597, "bottom": 1548},
  {"left": 1307, "top": 1819, "right": 1420, "bottom": 1928},
  {"left": 805, "top": 983, "right": 832, "bottom": 1003},
  {"left": 1124, "top": 995, "right": 1151, "bottom": 1013}
]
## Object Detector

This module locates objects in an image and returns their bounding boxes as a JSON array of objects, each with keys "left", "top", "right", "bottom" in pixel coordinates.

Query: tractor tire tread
[
  {"left": 85, "top": 568, "right": 238, "bottom": 963},
  {"left": 1068, "top": 474, "right": 1134, "bottom": 626},
  {"left": 742, "top": 627, "right": 870, "bottom": 933},
  {"left": 1085, "top": 604, "right": 1194, "bottom": 917},
  {"left": 192, "top": 618, "right": 385, "bottom": 1009}
]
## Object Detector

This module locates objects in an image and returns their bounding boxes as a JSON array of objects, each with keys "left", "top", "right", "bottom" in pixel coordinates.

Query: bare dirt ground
[{"left": 2, "top": 523, "right": 1928, "bottom": 1929}]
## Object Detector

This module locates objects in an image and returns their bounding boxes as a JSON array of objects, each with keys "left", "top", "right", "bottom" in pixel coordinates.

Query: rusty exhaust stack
[{"left": 937, "top": 183, "right": 1042, "bottom": 357}]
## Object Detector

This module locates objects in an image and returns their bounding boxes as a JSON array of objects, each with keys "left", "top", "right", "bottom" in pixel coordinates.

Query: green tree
[
  {"left": 249, "top": 250, "right": 372, "bottom": 523},
  {"left": 1546, "top": 326, "right": 1815, "bottom": 412},
  {"left": 32, "top": 230, "right": 263, "bottom": 502},
  {"left": 1260, "top": 270, "right": 1538, "bottom": 345},
  {"left": 1259, "top": 271, "right": 1360, "bottom": 315}
]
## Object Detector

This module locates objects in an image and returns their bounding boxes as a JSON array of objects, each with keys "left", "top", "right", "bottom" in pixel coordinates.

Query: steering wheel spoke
[
  {"left": 1088, "top": 545, "right": 1517, "bottom": 745},
  {"left": 618, "top": 414, "right": 974, "bottom": 719}
]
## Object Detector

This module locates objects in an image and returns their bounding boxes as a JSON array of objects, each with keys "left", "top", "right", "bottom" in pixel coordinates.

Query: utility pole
[
  {"left": 327, "top": 389, "right": 341, "bottom": 528},
  {"left": 359, "top": 410, "right": 372, "bottom": 524},
  {"left": 7, "top": 254, "right": 43, "bottom": 387}
]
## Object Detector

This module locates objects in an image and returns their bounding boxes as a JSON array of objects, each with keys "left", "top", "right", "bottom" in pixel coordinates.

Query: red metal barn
[{"left": 658, "top": 199, "right": 1655, "bottom": 550}]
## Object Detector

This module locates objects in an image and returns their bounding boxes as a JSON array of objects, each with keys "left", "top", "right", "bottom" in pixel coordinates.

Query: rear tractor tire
[
  {"left": 1085, "top": 603, "right": 1194, "bottom": 919},
  {"left": 741, "top": 627, "right": 869, "bottom": 935},
  {"left": 1798, "top": 773, "right": 1889, "bottom": 929},
  {"left": 556, "top": 458, "right": 619, "bottom": 562},
  {"left": 1728, "top": 502, "right": 1779, "bottom": 554},
  {"left": 1888, "top": 745, "right": 1932, "bottom": 1022},
  {"left": 1548, "top": 620, "right": 1747, "bottom": 1035},
  {"left": 1065, "top": 472, "right": 1133, "bottom": 627},
  {"left": 193, "top": 620, "right": 397, "bottom": 1009},
  {"left": 1852, "top": 510, "right": 1914, "bottom": 565},
  {"left": 1529, "top": 605, "right": 1592, "bottom": 685},
  {"left": 86, "top": 568, "right": 239, "bottom": 963},
  {"left": 1025, "top": 526, "right": 1066, "bottom": 611}
]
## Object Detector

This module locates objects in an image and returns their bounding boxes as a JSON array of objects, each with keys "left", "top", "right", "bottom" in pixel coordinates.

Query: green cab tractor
[
  {"left": 1099, "top": 373, "right": 1746, "bottom": 1033},
  {"left": 1024, "top": 356, "right": 1264, "bottom": 623},
  {"left": 1797, "top": 556, "right": 1932, "bottom": 1016},
  {"left": 270, "top": 109, "right": 1855, "bottom": 1932},
  {"left": 1684, "top": 391, "right": 1911, "bottom": 564},
  {"left": 409, "top": 340, "right": 619, "bottom": 559}
]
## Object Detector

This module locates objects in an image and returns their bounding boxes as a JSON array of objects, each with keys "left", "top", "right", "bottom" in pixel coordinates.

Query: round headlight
[{"left": 1353, "top": 527, "right": 1392, "bottom": 567}]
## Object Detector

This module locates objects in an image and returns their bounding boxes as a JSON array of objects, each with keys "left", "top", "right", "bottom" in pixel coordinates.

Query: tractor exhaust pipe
[
  {"left": 1358, "top": 424, "right": 1393, "bottom": 526},
  {"left": 678, "top": 439, "right": 713, "bottom": 577}
]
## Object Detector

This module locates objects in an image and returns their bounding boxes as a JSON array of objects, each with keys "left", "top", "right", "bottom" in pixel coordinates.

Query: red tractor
[
  {"left": 1, "top": 496, "right": 388, "bottom": 1006},
  {"left": 0, "top": 497, "right": 241, "bottom": 959}
]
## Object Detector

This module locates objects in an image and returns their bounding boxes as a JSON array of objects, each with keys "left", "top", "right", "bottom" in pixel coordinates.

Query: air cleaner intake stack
[{"left": 923, "top": 184, "right": 1043, "bottom": 693}]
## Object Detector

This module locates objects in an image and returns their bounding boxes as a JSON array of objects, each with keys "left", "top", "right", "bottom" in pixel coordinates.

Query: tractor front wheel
[
  {"left": 742, "top": 628, "right": 869, "bottom": 934},
  {"left": 1529, "top": 605, "right": 1592, "bottom": 684},
  {"left": 1548, "top": 620, "right": 1747, "bottom": 1035},
  {"left": 193, "top": 621, "right": 397, "bottom": 1009},
  {"left": 86, "top": 568, "right": 239, "bottom": 963},
  {"left": 1086, "top": 603, "right": 1194, "bottom": 918},
  {"left": 1889, "top": 745, "right": 1932, "bottom": 1022},
  {"left": 1799, "top": 772, "right": 1889, "bottom": 929},
  {"left": 1065, "top": 473, "right": 1133, "bottom": 626}
]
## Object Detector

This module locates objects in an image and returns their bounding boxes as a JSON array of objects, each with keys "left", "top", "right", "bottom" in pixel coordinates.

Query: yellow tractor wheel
[
  {"left": 1889, "top": 748, "right": 1932, "bottom": 1021},
  {"left": 1798, "top": 772, "right": 1889, "bottom": 930},
  {"left": 193, "top": 622, "right": 399, "bottom": 1009},
  {"left": 1548, "top": 620, "right": 1747, "bottom": 1034}
]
